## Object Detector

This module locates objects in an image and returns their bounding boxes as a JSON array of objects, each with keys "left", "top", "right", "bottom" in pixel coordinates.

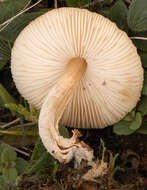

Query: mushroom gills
[{"left": 39, "top": 57, "right": 94, "bottom": 164}]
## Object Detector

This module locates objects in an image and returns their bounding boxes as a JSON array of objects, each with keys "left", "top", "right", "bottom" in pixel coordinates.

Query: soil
[{"left": 17, "top": 127, "right": 147, "bottom": 190}]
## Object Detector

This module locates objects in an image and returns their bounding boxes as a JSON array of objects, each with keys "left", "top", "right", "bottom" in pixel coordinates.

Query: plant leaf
[
  {"left": 137, "top": 121, "right": 147, "bottom": 134},
  {"left": 0, "top": 176, "right": 7, "bottom": 189},
  {"left": 66, "top": 0, "right": 91, "bottom": 7},
  {"left": 27, "top": 141, "right": 54, "bottom": 175},
  {"left": 0, "top": 10, "right": 48, "bottom": 42},
  {"left": 129, "top": 112, "right": 142, "bottom": 130},
  {"left": 140, "top": 53, "right": 147, "bottom": 68},
  {"left": 0, "top": 144, "right": 8, "bottom": 157},
  {"left": 1, "top": 147, "right": 17, "bottom": 162},
  {"left": 127, "top": 0, "right": 147, "bottom": 31},
  {"left": 98, "top": 8, "right": 111, "bottom": 18},
  {"left": 142, "top": 71, "right": 147, "bottom": 95},
  {"left": 29, "top": 104, "right": 39, "bottom": 119},
  {"left": 113, "top": 120, "right": 135, "bottom": 135},
  {"left": 137, "top": 96, "right": 147, "bottom": 116},
  {"left": 0, "top": 83, "right": 16, "bottom": 106},
  {"left": 132, "top": 38, "right": 147, "bottom": 52},
  {"left": 110, "top": 0, "right": 128, "bottom": 30},
  {"left": 59, "top": 126, "right": 70, "bottom": 138},
  {"left": 30, "top": 139, "right": 46, "bottom": 161},
  {"left": 25, "top": 152, "right": 54, "bottom": 175},
  {"left": 131, "top": 30, "right": 147, "bottom": 52},
  {"left": 5, "top": 103, "right": 38, "bottom": 123},
  {"left": 0, "top": 40, "right": 11, "bottom": 70},
  {"left": 2, "top": 167, "right": 18, "bottom": 183},
  {"left": 15, "top": 157, "right": 28, "bottom": 175},
  {"left": 123, "top": 111, "right": 135, "bottom": 121},
  {"left": 102, "top": 0, "right": 114, "bottom": 6},
  {"left": 0, "top": 0, "right": 31, "bottom": 24}
]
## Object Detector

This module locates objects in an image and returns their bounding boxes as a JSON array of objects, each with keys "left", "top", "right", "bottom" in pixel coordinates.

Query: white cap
[{"left": 11, "top": 7, "right": 143, "bottom": 129}]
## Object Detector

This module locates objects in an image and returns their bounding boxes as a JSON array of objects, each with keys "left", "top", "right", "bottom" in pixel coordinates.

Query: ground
[{"left": 18, "top": 128, "right": 147, "bottom": 189}]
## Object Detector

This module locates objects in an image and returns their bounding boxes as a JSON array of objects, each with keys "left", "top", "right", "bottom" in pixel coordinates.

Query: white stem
[{"left": 39, "top": 57, "right": 94, "bottom": 164}]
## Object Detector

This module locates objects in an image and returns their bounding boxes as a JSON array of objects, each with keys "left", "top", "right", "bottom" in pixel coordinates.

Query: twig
[
  {"left": 0, "top": 118, "right": 20, "bottom": 129},
  {"left": 22, "top": 146, "right": 33, "bottom": 153},
  {"left": 54, "top": 0, "right": 58, "bottom": 8},
  {"left": 16, "top": 122, "right": 36, "bottom": 128},
  {"left": 0, "top": 141, "right": 30, "bottom": 157},
  {"left": 0, "top": 122, "right": 36, "bottom": 129},
  {"left": 7, "top": 122, "right": 36, "bottom": 129},
  {"left": 0, "top": 0, "right": 43, "bottom": 32},
  {"left": 22, "top": 0, "right": 32, "bottom": 11},
  {"left": 130, "top": 36, "right": 147, "bottom": 41}
]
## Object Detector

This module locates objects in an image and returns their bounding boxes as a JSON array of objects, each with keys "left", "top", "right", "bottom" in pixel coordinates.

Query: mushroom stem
[{"left": 39, "top": 57, "right": 94, "bottom": 164}]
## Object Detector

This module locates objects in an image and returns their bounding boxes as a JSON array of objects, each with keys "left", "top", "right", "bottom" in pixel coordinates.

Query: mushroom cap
[{"left": 11, "top": 7, "right": 143, "bottom": 129}]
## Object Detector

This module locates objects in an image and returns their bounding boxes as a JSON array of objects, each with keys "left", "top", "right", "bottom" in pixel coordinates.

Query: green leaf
[
  {"left": 5, "top": 103, "right": 38, "bottom": 123},
  {"left": 1, "top": 147, "right": 17, "bottom": 162},
  {"left": 123, "top": 110, "right": 135, "bottom": 121},
  {"left": 114, "top": 112, "right": 142, "bottom": 134},
  {"left": 25, "top": 152, "right": 54, "bottom": 175},
  {"left": 127, "top": 0, "right": 147, "bottom": 31},
  {"left": 142, "top": 71, "right": 147, "bottom": 95},
  {"left": 0, "top": 0, "right": 31, "bottom": 24},
  {"left": 100, "top": 139, "right": 106, "bottom": 161},
  {"left": 0, "top": 176, "right": 7, "bottom": 189},
  {"left": 98, "top": 8, "right": 111, "bottom": 19},
  {"left": 59, "top": 126, "right": 70, "bottom": 138},
  {"left": 111, "top": 153, "right": 119, "bottom": 172},
  {"left": 132, "top": 38, "right": 147, "bottom": 52},
  {"left": 131, "top": 30, "right": 147, "bottom": 52},
  {"left": 113, "top": 120, "right": 135, "bottom": 135},
  {"left": 0, "top": 144, "right": 8, "bottom": 157},
  {"left": 129, "top": 112, "right": 142, "bottom": 130},
  {"left": 137, "top": 121, "right": 147, "bottom": 134},
  {"left": 140, "top": 53, "right": 147, "bottom": 68},
  {"left": 30, "top": 139, "right": 46, "bottom": 161},
  {"left": 137, "top": 96, "right": 147, "bottom": 116},
  {"left": 102, "top": 0, "right": 114, "bottom": 6},
  {"left": 0, "top": 10, "right": 48, "bottom": 42},
  {"left": 66, "top": 0, "right": 91, "bottom": 7},
  {"left": 2, "top": 167, "right": 18, "bottom": 183},
  {"left": 10, "top": 161, "right": 16, "bottom": 168},
  {"left": 110, "top": 0, "right": 128, "bottom": 30},
  {"left": 0, "top": 83, "right": 16, "bottom": 106},
  {"left": 0, "top": 40, "right": 11, "bottom": 70},
  {"left": 15, "top": 157, "right": 28, "bottom": 175},
  {"left": 29, "top": 104, "right": 39, "bottom": 119}
]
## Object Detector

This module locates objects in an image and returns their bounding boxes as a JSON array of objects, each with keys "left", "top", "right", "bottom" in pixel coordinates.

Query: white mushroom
[{"left": 11, "top": 8, "right": 143, "bottom": 164}]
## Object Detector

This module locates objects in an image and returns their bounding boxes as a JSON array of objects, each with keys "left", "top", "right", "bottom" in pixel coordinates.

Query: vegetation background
[{"left": 0, "top": 0, "right": 147, "bottom": 189}]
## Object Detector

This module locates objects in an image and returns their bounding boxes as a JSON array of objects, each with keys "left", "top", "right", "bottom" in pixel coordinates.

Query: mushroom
[{"left": 11, "top": 8, "right": 143, "bottom": 164}]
